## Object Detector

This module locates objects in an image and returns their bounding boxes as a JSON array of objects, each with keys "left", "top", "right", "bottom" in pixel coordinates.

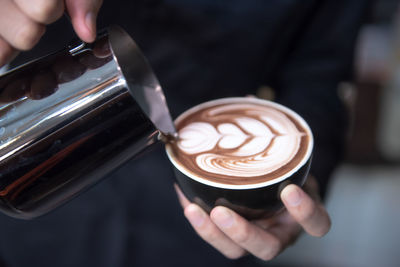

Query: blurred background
[{"left": 270, "top": 0, "right": 400, "bottom": 266}]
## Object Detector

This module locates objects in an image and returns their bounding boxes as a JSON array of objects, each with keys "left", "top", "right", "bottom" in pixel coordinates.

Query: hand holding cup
[{"left": 175, "top": 175, "right": 331, "bottom": 261}]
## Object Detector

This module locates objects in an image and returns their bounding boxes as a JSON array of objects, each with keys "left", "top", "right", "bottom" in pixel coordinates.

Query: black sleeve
[{"left": 274, "top": 0, "right": 372, "bottom": 198}]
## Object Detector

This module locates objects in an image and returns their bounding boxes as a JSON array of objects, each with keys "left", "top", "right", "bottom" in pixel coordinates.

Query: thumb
[
  {"left": 281, "top": 184, "right": 331, "bottom": 237},
  {"left": 65, "top": 0, "right": 103, "bottom": 43}
]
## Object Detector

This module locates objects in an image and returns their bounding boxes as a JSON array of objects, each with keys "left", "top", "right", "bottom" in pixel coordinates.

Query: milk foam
[{"left": 176, "top": 103, "right": 305, "bottom": 178}]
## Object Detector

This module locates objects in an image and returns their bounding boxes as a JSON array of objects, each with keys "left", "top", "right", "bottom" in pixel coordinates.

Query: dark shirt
[{"left": 1, "top": 0, "right": 370, "bottom": 266}]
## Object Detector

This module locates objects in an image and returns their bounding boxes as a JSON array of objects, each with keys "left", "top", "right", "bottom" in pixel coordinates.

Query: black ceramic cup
[{"left": 166, "top": 97, "right": 313, "bottom": 220}]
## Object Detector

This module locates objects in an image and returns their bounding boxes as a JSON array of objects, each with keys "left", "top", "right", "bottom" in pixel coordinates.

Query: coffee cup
[{"left": 166, "top": 97, "right": 313, "bottom": 220}]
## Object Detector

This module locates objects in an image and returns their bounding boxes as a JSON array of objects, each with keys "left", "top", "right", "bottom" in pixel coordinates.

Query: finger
[
  {"left": 14, "top": 0, "right": 65, "bottom": 24},
  {"left": 303, "top": 175, "right": 321, "bottom": 201},
  {"left": 184, "top": 204, "right": 246, "bottom": 259},
  {"left": 0, "top": 0, "right": 45, "bottom": 50},
  {"left": 65, "top": 0, "right": 103, "bottom": 43},
  {"left": 281, "top": 184, "right": 331, "bottom": 237},
  {"left": 259, "top": 212, "right": 302, "bottom": 248},
  {"left": 175, "top": 186, "right": 246, "bottom": 258},
  {"left": 174, "top": 184, "right": 191, "bottom": 208},
  {"left": 267, "top": 224, "right": 301, "bottom": 249},
  {"left": 0, "top": 37, "right": 18, "bottom": 67},
  {"left": 211, "top": 206, "right": 283, "bottom": 261}
]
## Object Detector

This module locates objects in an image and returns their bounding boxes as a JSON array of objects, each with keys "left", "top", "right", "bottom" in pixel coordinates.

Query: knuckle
[
  {"left": 299, "top": 201, "right": 318, "bottom": 222},
  {"left": 232, "top": 224, "right": 252, "bottom": 244},
  {"left": 31, "top": 0, "right": 63, "bottom": 23},
  {"left": 202, "top": 228, "right": 221, "bottom": 243},
  {"left": 16, "top": 23, "right": 44, "bottom": 50}
]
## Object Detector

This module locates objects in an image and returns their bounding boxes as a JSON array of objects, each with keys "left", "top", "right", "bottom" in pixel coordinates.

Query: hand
[
  {"left": 0, "top": 0, "right": 103, "bottom": 66},
  {"left": 175, "top": 176, "right": 331, "bottom": 261}
]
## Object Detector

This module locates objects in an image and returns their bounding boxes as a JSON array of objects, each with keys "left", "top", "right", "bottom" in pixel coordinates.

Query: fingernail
[
  {"left": 186, "top": 205, "right": 205, "bottom": 227},
  {"left": 285, "top": 186, "right": 302, "bottom": 207},
  {"left": 213, "top": 208, "right": 234, "bottom": 229}
]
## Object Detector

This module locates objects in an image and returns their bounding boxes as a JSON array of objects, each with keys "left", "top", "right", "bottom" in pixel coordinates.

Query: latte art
[{"left": 168, "top": 98, "right": 312, "bottom": 186}]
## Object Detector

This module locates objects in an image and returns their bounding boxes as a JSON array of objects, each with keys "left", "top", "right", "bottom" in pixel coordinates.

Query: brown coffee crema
[{"left": 169, "top": 100, "right": 311, "bottom": 185}]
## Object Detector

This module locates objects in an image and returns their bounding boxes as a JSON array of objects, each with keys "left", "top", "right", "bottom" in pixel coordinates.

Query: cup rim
[{"left": 165, "top": 97, "right": 314, "bottom": 190}]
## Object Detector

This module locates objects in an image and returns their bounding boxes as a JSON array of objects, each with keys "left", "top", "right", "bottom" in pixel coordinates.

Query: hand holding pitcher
[{"left": 0, "top": 0, "right": 103, "bottom": 66}]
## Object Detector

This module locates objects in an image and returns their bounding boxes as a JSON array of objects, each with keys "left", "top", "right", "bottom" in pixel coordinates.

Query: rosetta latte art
[{"left": 172, "top": 102, "right": 310, "bottom": 185}]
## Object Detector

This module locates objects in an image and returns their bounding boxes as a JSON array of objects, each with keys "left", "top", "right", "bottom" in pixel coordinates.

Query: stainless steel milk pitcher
[{"left": 0, "top": 26, "right": 175, "bottom": 219}]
